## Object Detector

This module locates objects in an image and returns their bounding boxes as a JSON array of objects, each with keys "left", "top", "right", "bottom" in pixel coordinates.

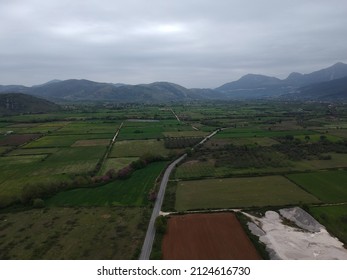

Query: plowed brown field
[{"left": 162, "top": 212, "right": 261, "bottom": 260}]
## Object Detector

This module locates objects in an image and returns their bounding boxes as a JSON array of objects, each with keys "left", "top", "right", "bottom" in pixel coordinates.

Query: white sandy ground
[{"left": 245, "top": 208, "right": 347, "bottom": 260}]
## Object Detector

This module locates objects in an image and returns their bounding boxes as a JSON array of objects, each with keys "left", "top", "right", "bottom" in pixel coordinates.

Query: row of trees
[
  {"left": 18, "top": 153, "right": 166, "bottom": 207},
  {"left": 164, "top": 136, "right": 203, "bottom": 149}
]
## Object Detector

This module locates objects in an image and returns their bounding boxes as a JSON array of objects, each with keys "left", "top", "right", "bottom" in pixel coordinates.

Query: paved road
[
  {"left": 139, "top": 129, "right": 220, "bottom": 260},
  {"left": 139, "top": 153, "right": 186, "bottom": 260}
]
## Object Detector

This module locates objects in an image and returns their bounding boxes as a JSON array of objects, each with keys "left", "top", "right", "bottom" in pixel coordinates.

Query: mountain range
[
  {"left": 1, "top": 62, "right": 347, "bottom": 103},
  {"left": 0, "top": 93, "right": 60, "bottom": 115}
]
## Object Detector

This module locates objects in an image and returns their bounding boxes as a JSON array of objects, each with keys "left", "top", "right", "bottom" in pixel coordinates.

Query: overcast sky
[{"left": 1, "top": 0, "right": 347, "bottom": 88}]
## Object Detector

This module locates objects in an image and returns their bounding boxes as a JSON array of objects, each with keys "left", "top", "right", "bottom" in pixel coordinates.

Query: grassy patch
[
  {"left": 294, "top": 153, "right": 347, "bottom": 170},
  {"left": 175, "top": 160, "right": 215, "bottom": 179},
  {"left": 0, "top": 207, "right": 150, "bottom": 259},
  {"left": 175, "top": 176, "right": 320, "bottom": 211},
  {"left": 309, "top": 205, "right": 347, "bottom": 245},
  {"left": 287, "top": 170, "right": 347, "bottom": 203},
  {"left": 8, "top": 148, "right": 59, "bottom": 156},
  {"left": 163, "top": 131, "right": 208, "bottom": 137},
  {"left": 24, "top": 134, "right": 112, "bottom": 148},
  {"left": 99, "top": 157, "right": 138, "bottom": 175},
  {"left": 216, "top": 128, "right": 315, "bottom": 139},
  {"left": 46, "top": 161, "right": 167, "bottom": 207},
  {"left": 110, "top": 139, "right": 170, "bottom": 158},
  {"left": 71, "top": 139, "right": 111, "bottom": 147}
]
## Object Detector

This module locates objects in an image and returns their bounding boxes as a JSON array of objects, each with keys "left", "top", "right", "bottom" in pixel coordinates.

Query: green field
[
  {"left": 46, "top": 161, "right": 167, "bottom": 207},
  {"left": 0, "top": 146, "right": 107, "bottom": 205},
  {"left": 175, "top": 160, "right": 216, "bottom": 179},
  {"left": 110, "top": 139, "right": 170, "bottom": 158},
  {"left": 287, "top": 170, "right": 347, "bottom": 203},
  {"left": 294, "top": 153, "right": 347, "bottom": 170},
  {"left": 99, "top": 157, "right": 138, "bottom": 175},
  {"left": 163, "top": 131, "right": 208, "bottom": 137},
  {"left": 8, "top": 148, "right": 60, "bottom": 156},
  {"left": 309, "top": 205, "right": 347, "bottom": 245},
  {"left": 2, "top": 101, "right": 347, "bottom": 260},
  {"left": 117, "top": 120, "right": 187, "bottom": 140},
  {"left": 175, "top": 176, "right": 320, "bottom": 211},
  {"left": 24, "top": 134, "right": 112, "bottom": 148},
  {"left": 216, "top": 128, "right": 316, "bottom": 139},
  {"left": 55, "top": 121, "right": 120, "bottom": 135},
  {"left": 0, "top": 207, "right": 149, "bottom": 259}
]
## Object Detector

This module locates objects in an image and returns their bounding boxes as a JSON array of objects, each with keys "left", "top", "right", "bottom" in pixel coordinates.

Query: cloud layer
[{"left": 1, "top": 0, "right": 347, "bottom": 87}]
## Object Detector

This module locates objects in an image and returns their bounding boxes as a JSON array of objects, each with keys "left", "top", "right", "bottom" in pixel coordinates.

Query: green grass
[
  {"left": 117, "top": 120, "right": 194, "bottom": 140},
  {"left": 0, "top": 147, "right": 107, "bottom": 205},
  {"left": 163, "top": 131, "right": 208, "bottom": 137},
  {"left": 5, "top": 122, "right": 68, "bottom": 134},
  {"left": 0, "top": 207, "right": 150, "bottom": 259},
  {"left": 0, "top": 147, "right": 9, "bottom": 154},
  {"left": 294, "top": 153, "right": 347, "bottom": 170},
  {"left": 216, "top": 128, "right": 316, "bottom": 139},
  {"left": 99, "top": 157, "right": 138, "bottom": 175},
  {"left": 8, "top": 148, "right": 59, "bottom": 156},
  {"left": 32, "top": 146, "right": 106, "bottom": 175},
  {"left": 46, "top": 161, "right": 167, "bottom": 207},
  {"left": 110, "top": 139, "right": 170, "bottom": 158},
  {"left": 287, "top": 170, "right": 347, "bottom": 203},
  {"left": 175, "top": 160, "right": 215, "bottom": 179},
  {"left": 117, "top": 126, "right": 164, "bottom": 140},
  {"left": 175, "top": 176, "right": 320, "bottom": 211},
  {"left": 55, "top": 121, "right": 120, "bottom": 135},
  {"left": 309, "top": 205, "right": 347, "bottom": 245},
  {"left": 24, "top": 134, "right": 112, "bottom": 148}
]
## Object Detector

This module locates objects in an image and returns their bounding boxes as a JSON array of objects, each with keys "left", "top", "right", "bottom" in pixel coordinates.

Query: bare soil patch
[
  {"left": 162, "top": 212, "right": 261, "bottom": 260},
  {"left": 0, "top": 134, "right": 41, "bottom": 146}
]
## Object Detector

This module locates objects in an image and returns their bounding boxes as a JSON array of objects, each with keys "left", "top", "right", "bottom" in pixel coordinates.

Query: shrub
[{"left": 33, "top": 198, "right": 45, "bottom": 208}]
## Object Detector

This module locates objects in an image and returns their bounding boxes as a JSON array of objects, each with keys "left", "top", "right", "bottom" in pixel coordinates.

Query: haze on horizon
[{"left": 1, "top": 0, "right": 347, "bottom": 88}]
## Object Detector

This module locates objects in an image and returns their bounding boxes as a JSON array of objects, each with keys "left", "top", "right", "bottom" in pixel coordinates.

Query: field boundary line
[{"left": 96, "top": 122, "right": 123, "bottom": 175}]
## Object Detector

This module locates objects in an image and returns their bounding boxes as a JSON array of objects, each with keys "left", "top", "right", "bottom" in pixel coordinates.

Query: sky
[{"left": 1, "top": 0, "right": 347, "bottom": 88}]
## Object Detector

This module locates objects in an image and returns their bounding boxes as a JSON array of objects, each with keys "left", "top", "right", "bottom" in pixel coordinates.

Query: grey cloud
[{"left": 1, "top": 0, "right": 347, "bottom": 87}]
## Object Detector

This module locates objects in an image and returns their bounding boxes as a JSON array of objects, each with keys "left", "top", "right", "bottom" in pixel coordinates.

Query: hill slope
[
  {"left": 286, "top": 76, "right": 347, "bottom": 101},
  {"left": 216, "top": 62, "right": 347, "bottom": 99},
  {"left": 0, "top": 93, "right": 60, "bottom": 115}
]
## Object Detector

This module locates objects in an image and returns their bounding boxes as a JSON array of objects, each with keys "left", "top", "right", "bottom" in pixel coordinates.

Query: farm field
[
  {"left": 24, "top": 134, "right": 113, "bottom": 148},
  {"left": 162, "top": 213, "right": 261, "bottom": 260},
  {"left": 0, "top": 134, "right": 42, "bottom": 146},
  {"left": 46, "top": 161, "right": 167, "bottom": 207},
  {"left": 0, "top": 207, "right": 149, "bottom": 259},
  {"left": 110, "top": 139, "right": 170, "bottom": 158},
  {"left": 309, "top": 205, "right": 347, "bottom": 245},
  {"left": 99, "top": 157, "right": 138, "bottom": 175},
  {"left": 287, "top": 170, "right": 347, "bottom": 203},
  {"left": 215, "top": 128, "right": 315, "bottom": 139},
  {"left": 294, "top": 153, "right": 347, "bottom": 170},
  {"left": 2, "top": 101, "right": 347, "bottom": 259},
  {"left": 116, "top": 119, "right": 189, "bottom": 140},
  {"left": 175, "top": 176, "right": 320, "bottom": 211}
]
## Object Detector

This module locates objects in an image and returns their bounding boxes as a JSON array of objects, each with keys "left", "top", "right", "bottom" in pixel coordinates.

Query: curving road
[
  {"left": 139, "top": 129, "right": 220, "bottom": 260},
  {"left": 139, "top": 153, "right": 186, "bottom": 260}
]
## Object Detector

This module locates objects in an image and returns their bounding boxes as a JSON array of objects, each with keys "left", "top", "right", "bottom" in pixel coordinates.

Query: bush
[
  {"left": 33, "top": 198, "right": 45, "bottom": 208},
  {"left": 155, "top": 216, "right": 168, "bottom": 234}
]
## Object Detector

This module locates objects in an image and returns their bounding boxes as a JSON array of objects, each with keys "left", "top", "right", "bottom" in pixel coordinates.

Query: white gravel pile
[{"left": 245, "top": 209, "right": 347, "bottom": 260}]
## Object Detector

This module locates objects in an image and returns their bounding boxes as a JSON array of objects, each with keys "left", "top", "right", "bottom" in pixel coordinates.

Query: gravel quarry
[{"left": 245, "top": 207, "right": 347, "bottom": 260}]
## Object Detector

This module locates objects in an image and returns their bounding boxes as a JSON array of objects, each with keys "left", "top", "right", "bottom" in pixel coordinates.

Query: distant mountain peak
[{"left": 287, "top": 72, "right": 303, "bottom": 79}]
